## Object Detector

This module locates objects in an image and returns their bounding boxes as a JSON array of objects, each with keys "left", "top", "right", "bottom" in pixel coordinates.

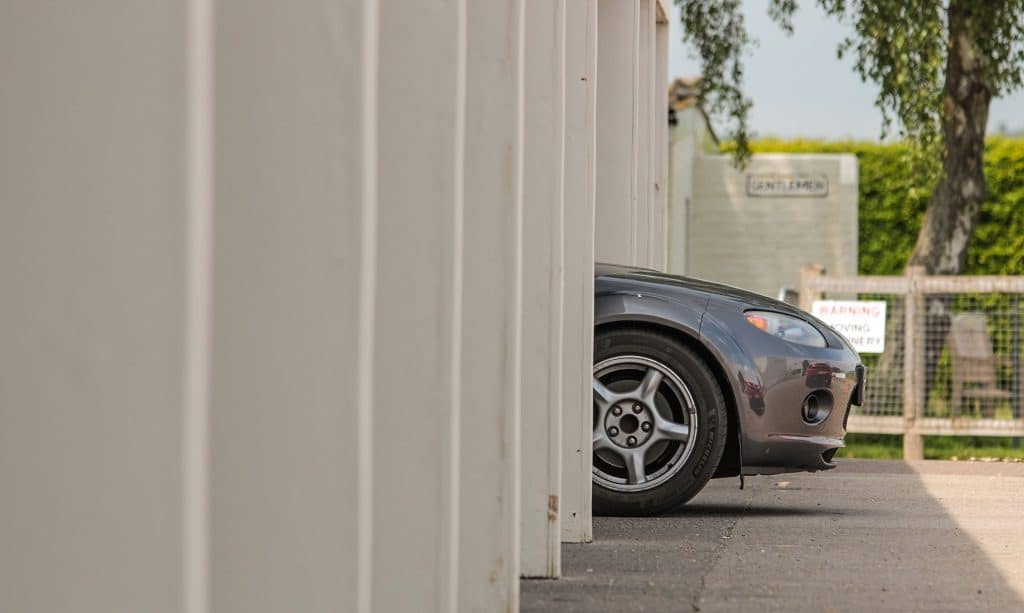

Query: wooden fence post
[
  {"left": 903, "top": 266, "right": 925, "bottom": 460},
  {"left": 799, "top": 264, "right": 826, "bottom": 312}
]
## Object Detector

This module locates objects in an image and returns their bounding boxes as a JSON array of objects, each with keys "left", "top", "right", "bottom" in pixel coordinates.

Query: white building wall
[
  {"left": 595, "top": 0, "right": 638, "bottom": 267},
  {"left": 208, "top": 1, "right": 374, "bottom": 611},
  {"left": 636, "top": 0, "right": 654, "bottom": 267},
  {"left": 653, "top": 16, "right": 670, "bottom": 272},
  {"left": 458, "top": 1, "right": 525, "bottom": 609},
  {"left": 687, "top": 154, "right": 859, "bottom": 297},
  {"left": 212, "top": 0, "right": 528, "bottom": 609},
  {"left": 0, "top": 2, "right": 191, "bottom": 611},
  {"left": 667, "top": 106, "right": 704, "bottom": 276},
  {"left": 0, "top": 0, "right": 669, "bottom": 610},
  {"left": 561, "top": 0, "right": 599, "bottom": 546},
  {"left": 595, "top": 0, "right": 669, "bottom": 270},
  {"left": 521, "top": 0, "right": 566, "bottom": 579}
]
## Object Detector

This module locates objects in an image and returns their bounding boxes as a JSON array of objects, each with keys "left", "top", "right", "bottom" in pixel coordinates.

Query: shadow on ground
[{"left": 521, "top": 459, "right": 1024, "bottom": 612}]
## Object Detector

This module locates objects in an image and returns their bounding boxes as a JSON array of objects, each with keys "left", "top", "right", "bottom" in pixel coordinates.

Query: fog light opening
[
  {"left": 801, "top": 390, "right": 833, "bottom": 425},
  {"left": 805, "top": 395, "right": 819, "bottom": 421}
]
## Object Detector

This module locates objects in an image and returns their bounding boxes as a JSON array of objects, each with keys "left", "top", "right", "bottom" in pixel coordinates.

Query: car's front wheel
[{"left": 592, "top": 327, "right": 727, "bottom": 516}]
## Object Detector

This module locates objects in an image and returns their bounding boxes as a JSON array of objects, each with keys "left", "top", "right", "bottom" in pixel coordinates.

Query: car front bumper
[{"left": 701, "top": 302, "right": 865, "bottom": 476}]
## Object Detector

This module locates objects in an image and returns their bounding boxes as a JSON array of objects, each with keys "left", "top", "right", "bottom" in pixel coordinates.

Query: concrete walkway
[{"left": 522, "top": 459, "right": 1024, "bottom": 612}]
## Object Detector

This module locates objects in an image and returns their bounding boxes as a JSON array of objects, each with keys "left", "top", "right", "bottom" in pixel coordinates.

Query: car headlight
[{"left": 744, "top": 310, "right": 827, "bottom": 348}]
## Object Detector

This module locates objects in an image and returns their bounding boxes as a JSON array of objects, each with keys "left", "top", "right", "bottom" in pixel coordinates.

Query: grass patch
[
  {"left": 838, "top": 433, "right": 1024, "bottom": 461},
  {"left": 838, "top": 434, "right": 902, "bottom": 459}
]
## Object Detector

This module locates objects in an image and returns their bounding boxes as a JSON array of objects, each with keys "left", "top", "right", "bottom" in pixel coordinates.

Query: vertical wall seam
[
  {"left": 582, "top": 0, "right": 598, "bottom": 542},
  {"left": 510, "top": 0, "right": 525, "bottom": 607},
  {"left": 648, "top": 10, "right": 657, "bottom": 268},
  {"left": 184, "top": 0, "right": 213, "bottom": 610},
  {"left": 357, "top": 1, "right": 379, "bottom": 612},
  {"left": 629, "top": 0, "right": 640, "bottom": 266},
  {"left": 654, "top": 21, "right": 669, "bottom": 271},
  {"left": 444, "top": 0, "right": 467, "bottom": 609},
  {"left": 649, "top": 56, "right": 655, "bottom": 267}
]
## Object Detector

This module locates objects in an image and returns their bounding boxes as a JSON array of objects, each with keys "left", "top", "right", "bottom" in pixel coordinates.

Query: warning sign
[{"left": 811, "top": 300, "right": 887, "bottom": 353}]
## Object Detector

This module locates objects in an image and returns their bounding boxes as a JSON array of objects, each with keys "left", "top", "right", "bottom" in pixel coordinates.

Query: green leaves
[
  {"left": 816, "top": 0, "right": 946, "bottom": 178},
  {"left": 676, "top": 0, "right": 1024, "bottom": 173},
  {"left": 960, "top": 0, "right": 1024, "bottom": 96},
  {"left": 677, "top": 0, "right": 761, "bottom": 167},
  {"left": 973, "top": 137, "right": 1024, "bottom": 274}
]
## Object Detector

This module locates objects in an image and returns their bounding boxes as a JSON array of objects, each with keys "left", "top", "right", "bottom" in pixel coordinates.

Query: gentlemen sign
[
  {"left": 747, "top": 173, "right": 828, "bottom": 197},
  {"left": 811, "top": 300, "right": 887, "bottom": 353}
]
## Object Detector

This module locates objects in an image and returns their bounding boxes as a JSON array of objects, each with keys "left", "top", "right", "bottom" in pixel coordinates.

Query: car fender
[
  {"left": 594, "top": 290, "right": 707, "bottom": 336},
  {"left": 595, "top": 290, "right": 749, "bottom": 476},
  {"left": 697, "top": 308, "right": 770, "bottom": 473},
  {"left": 697, "top": 310, "right": 765, "bottom": 417}
]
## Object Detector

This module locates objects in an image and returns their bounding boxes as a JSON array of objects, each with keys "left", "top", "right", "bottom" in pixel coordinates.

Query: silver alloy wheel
[{"left": 592, "top": 355, "right": 698, "bottom": 492}]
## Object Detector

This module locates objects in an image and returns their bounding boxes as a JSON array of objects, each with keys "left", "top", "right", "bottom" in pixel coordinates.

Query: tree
[{"left": 678, "top": 0, "right": 1024, "bottom": 276}]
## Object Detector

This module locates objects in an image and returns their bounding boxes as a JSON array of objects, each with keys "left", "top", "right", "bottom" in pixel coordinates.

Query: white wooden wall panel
[
  {"left": 653, "top": 17, "right": 669, "bottom": 271},
  {"left": 459, "top": 1, "right": 525, "bottom": 609},
  {"left": 561, "top": 0, "right": 598, "bottom": 545},
  {"left": 595, "top": 0, "right": 668, "bottom": 271},
  {"left": 0, "top": 0, "right": 670, "bottom": 610},
  {"left": 636, "top": 0, "right": 655, "bottom": 268},
  {"left": 210, "top": 1, "right": 386, "bottom": 611},
  {"left": 595, "top": 0, "right": 639, "bottom": 266},
  {"left": 521, "top": 0, "right": 566, "bottom": 579},
  {"left": 371, "top": 2, "right": 464, "bottom": 611},
  {"left": 0, "top": 2, "right": 189, "bottom": 610}
]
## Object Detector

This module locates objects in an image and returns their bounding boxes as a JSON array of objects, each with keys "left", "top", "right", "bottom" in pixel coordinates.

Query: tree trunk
[
  {"left": 908, "top": 1, "right": 991, "bottom": 275},
  {"left": 908, "top": 0, "right": 992, "bottom": 411}
]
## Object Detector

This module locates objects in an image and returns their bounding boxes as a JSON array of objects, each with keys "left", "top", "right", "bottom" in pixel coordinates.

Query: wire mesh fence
[
  {"left": 922, "top": 292, "right": 1023, "bottom": 421},
  {"left": 800, "top": 267, "right": 1024, "bottom": 448},
  {"left": 855, "top": 293, "right": 905, "bottom": 418}
]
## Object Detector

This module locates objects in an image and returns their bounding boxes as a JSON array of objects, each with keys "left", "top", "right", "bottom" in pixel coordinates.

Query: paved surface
[{"left": 522, "top": 459, "right": 1024, "bottom": 612}]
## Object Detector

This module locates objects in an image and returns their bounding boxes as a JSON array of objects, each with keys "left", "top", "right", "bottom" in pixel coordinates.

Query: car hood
[
  {"left": 595, "top": 262, "right": 857, "bottom": 352},
  {"left": 595, "top": 262, "right": 804, "bottom": 315}
]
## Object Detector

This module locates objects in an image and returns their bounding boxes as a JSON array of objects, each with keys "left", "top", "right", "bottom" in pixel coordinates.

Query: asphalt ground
[{"left": 521, "top": 459, "right": 1024, "bottom": 612}]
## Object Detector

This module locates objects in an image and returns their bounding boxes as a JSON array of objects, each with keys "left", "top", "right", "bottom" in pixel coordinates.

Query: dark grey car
[{"left": 593, "top": 263, "right": 865, "bottom": 515}]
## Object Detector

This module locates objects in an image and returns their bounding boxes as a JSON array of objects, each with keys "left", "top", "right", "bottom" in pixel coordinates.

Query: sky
[{"left": 669, "top": 1, "right": 1024, "bottom": 140}]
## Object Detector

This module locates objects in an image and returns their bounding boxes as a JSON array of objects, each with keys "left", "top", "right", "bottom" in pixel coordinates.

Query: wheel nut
[
  {"left": 608, "top": 426, "right": 619, "bottom": 437},
  {"left": 612, "top": 406, "right": 622, "bottom": 416},
  {"left": 641, "top": 422, "right": 652, "bottom": 432},
  {"left": 633, "top": 403, "right": 643, "bottom": 414},
  {"left": 627, "top": 436, "right": 637, "bottom": 446}
]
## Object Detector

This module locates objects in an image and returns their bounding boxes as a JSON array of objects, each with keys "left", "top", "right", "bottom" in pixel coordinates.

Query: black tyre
[{"left": 592, "top": 327, "right": 727, "bottom": 516}]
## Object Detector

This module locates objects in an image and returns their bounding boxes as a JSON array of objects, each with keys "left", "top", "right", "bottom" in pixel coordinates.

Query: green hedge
[{"left": 724, "top": 137, "right": 1024, "bottom": 275}]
